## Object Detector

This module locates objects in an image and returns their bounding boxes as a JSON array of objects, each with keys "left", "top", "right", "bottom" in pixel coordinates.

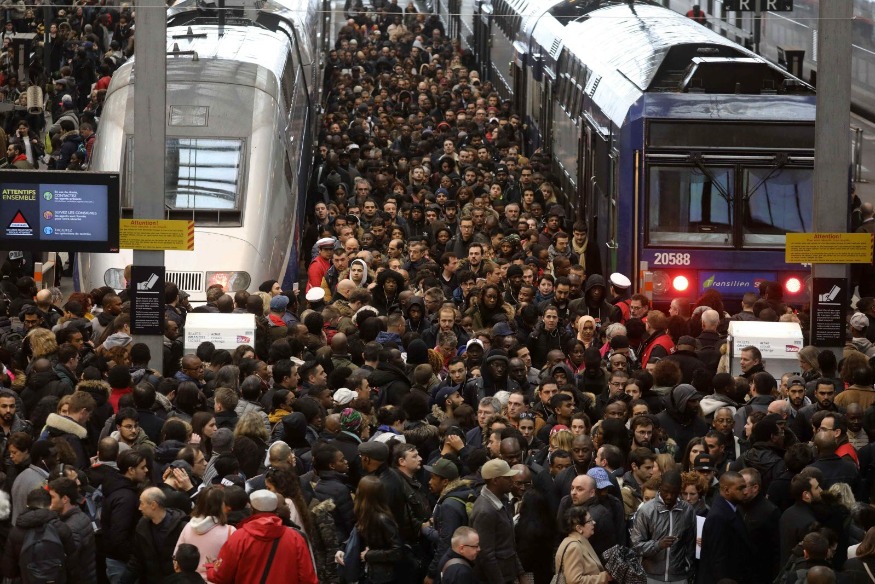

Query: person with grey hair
[
  {"left": 127, "top": 487, "right": 188, "bottom": 582},
  {"left": 465, "top": 397, "right": 500, "bottom": 448},
  {"left": 440, "top": 526, "right": 481, "bottom": 584}
]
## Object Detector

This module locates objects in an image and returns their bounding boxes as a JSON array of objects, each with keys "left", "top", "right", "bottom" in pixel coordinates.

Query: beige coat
[{"left": 554, "top": 532, "right": 610, "bottom": 584}]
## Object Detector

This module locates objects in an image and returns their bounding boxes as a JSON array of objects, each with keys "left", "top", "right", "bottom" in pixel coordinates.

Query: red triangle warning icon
[{"left": 8, "top": 211, "right": 28, "bottom": 229}]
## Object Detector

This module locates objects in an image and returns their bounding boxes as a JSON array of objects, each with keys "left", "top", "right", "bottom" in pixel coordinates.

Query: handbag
[
  {"left": 340, "top": 528, "right": 363, "bottom": 584},
  {"left": 550, "top": 541, "right": 574, "bottom": 584},
  {"left": 601, "top": 544, "right": 647, "bottom": 584},
  {"left": 864, "top": 562, "right": 875, "bottom": 584}
]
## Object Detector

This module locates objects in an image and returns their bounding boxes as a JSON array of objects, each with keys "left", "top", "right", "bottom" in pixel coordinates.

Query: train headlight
[
  {"left": 672, "top": 275, "right": 690, "bottom": 292},
  {"left": 104, "top": 268, "right": 126, "bottom": 289},
  {"left": 785, "top": 277, "right": 803, "bottom": 294},
  {"left": 652, "top": 272, "right": 670, "bottom": 296},
  {"left": 206, "top": 271, "right": 251, "bottom": 292}
]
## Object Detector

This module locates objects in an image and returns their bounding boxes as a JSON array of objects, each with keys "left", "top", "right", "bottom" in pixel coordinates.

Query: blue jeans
[{"left": 105, "top": 558, "right": 132, "bottom": 584}]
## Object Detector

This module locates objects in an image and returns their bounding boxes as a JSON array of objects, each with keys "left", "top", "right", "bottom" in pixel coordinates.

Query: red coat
[
  {"left": 307, "top": 255, "right": 330, "bottom": 291},
  {"left": 206, "top": 513, "right": 317, "bottom": 584}
]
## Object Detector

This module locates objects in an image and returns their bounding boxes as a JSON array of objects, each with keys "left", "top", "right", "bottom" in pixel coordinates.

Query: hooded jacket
[
  {"left": 405, "top": 296, "right": 428, "bottom": 334},
  {"left": 43, "top": 413, "right": 88, "bottom": 469},
  {"left": 569, "top": 275, "right": 620, "bottom": 327},
  {"left": 655, "top": 385, "right": 709, "bottom": 460},
  {"left": 313, "top": 469, "right": 355, "bottom": 540},
  {"left": 76, "top": 378, "right": 113, "bottom": 452},
  {"left": 699, "top": 393, "right": 738, "bottom": 419},
  {"left": 175, "top": 515, "right": 236, "bottom": 580},
  {"left": 730, "top": 441, "right": 786, "bottom": 491},
  {"left": 207, "top": 513, "right": 318, "bottom": 584},
  {"left": 369, "top": 361, "right": 412, "bottom": 406}
]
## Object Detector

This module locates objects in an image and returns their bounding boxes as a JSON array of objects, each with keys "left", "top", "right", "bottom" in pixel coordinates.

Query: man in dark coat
[
  {"left": 439, "top": 526, "right": 481, "bottom": 584},
  {"left": 697, "top": 472, "right": 755, "bottom": 584},
  {"left": 49, "top": 476, "right": 97, "bottom": 584},
  {"left": 470, "top": 459, "right": 524, "bottom": 584},
  {"left": 662, "top": 336, "right": 709, "bottom": 384},
  {"left": 739, "top": 468, "right": 782, "bottom": 584},
  {"left": 779, "top": 472, "right": 822, "bottom": 568},
  {"left": 1, "top": 488, "right": 77, "bottom": 582},
  {"left": 127, "top": 487, "right": 188, "bottom": 582},
  {"left": 655, "top": 384, "right": 709, "bottom": 462}
]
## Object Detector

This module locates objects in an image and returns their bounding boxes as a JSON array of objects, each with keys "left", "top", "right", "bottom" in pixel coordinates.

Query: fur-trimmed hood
[
  {"left": 76, "top": 378, "right": 111, "bottom": 407},
  {"left": 45, "top": 412, "right": 87, "bottom": 439}
]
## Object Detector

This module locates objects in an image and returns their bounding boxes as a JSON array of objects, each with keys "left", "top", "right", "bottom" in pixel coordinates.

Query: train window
[
  {"left": 648, "top": 166, "right": 734, "bottom": 246},
  {"left": 742, "top": 167, "right": 813, "bottom": 247},
  {"left": 165, "top": 138, "right": 245, "bottom": 211}
]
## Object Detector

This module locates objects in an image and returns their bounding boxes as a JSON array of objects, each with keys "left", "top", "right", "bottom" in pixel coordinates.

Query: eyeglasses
[
  {"left": 120, "top": 424, "right": 139, "bottom": 430},
  {"left": 461, "top": 544, "right": 481, "bottom": 549},
  {"left": 585, "top": 519, "right": 596, "bottom": 525}
]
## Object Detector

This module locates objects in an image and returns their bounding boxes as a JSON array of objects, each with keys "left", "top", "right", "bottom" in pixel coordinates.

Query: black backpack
[{"left": 20, "top": 521, "right": 67, "bottom": 584}]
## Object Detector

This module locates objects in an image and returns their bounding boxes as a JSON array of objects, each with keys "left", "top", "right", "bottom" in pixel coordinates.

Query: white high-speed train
[{"left": 76, "top": 0, "right": 328, "bottom": 300}]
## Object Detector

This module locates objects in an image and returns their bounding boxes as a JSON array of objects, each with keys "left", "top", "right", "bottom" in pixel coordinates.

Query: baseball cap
[
  {"left": 333, "top": 387, "right": 357, "bottom": 406},
  {"left": 358, "top": 441, "right": 390, "bottom": 462},
  {"left": 492, "top": 322, "right": 514, "bottom": 337},
  {"left": 434, "top": 385, "right": 460, "bottom": 407},
  {"left": 586, "top": 467, "right": 612, "bottom": 490},
  {"left": 425, "top": 458, "right": 459, "bottom": 480},
  {"left": 693, "top": 453, "right": 715, "bottom": 472},
  {"left": 851, "top": 312, "right": 869, "bottom": 330},
  {"left": 269, "top": 295, "right": 289, "bottom": 311},
  {"left": 786, "top": 374, "right": 806, "bottom": 389},
  {"left": 346, "top": 143, "right": 360, "bottom": 152},
  {"left": 481, "top": 459, "right": 520, "bottom": 480}
]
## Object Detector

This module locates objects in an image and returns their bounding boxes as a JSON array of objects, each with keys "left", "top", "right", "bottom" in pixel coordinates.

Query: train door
[
  {"left": 473, "top": 3, "right": 492, "bottom": 76},
  {"left": 512, "top": 62, "right": 526, "bottom": 129},
  {"left": 578, "top": 124, "right": 593, "bottom": 223},
  {"left": 542, "top": 78, "right": 553, "bottom": 154},
  {"left": 607, "top": 149, "right": 620, "bottom": 273}
]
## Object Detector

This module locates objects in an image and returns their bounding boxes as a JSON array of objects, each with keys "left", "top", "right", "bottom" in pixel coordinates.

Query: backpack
[
  {"left": 20, "top": 521, "right": 67, "bottom": 584},
  {"left": 446, "top": 493, "right": 476, "bottom": 523},
  {"left": 1, "top": 328, "right": 22, "bottom": 355},
  {"left": 83, "top": 485, "right": 104, "bottom": 533}
]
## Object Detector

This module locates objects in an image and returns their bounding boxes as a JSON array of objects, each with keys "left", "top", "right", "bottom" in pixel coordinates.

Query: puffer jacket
[
  {"left": 630, "top": 496, "right": 696, "bottom": 581},
  {"left": 312, "top": 470, "right": 354, "bottom": 541},
  {"left": 369, "top": 362, "right": 412, "bottom": 406},
  {"left": 310, "top": 498, "right": 340, "bottom": 584},
  {"left": 76, "top": 378, "right": 113, "bottom": 454}
]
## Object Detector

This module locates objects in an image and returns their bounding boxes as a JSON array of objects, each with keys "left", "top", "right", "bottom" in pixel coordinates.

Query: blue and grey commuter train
[
  {"left": 76, "top": 0, "right": 328, "bottom": 301},
  {"left": 474, "top": 0, "right": 817, "bottom": 305}
]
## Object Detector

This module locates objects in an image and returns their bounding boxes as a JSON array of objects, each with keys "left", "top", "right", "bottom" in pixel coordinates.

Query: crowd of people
[
  {"left": 0, "top": 0, "right": 126, "bottom": 171},
  {"left": 5, "top": 1, "right": 875, "bottom": 584}
]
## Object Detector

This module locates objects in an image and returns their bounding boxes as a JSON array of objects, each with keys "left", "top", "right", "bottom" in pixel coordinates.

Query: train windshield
[
  {"left": 742, "top": 168, "right": 813, "bottom": 247},
  {"left": 165, "top": 138, "right": 244, "bottom": 210},
  {"left": 648, "top": 166, "right": 734, "bottom": 247}
]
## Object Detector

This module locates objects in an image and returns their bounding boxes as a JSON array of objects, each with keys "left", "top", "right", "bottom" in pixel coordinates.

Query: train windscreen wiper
[
  {"left": 742, "top": 153, "right": 789, "bottom": 202},
  {"left": 688, "top": 152, "right": 732, "bottom": 205}
]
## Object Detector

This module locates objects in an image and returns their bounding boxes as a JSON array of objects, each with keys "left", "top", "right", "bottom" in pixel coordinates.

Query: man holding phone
[{"left": 630, "top": 471, "right": 696, "bottom": 584}]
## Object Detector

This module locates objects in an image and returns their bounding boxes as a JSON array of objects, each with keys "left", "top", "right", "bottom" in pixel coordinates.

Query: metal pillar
[
  {"left": 810, "top": 0, "right": 853, "bottom": 350},
  {"left": 132, "top": 0, "right": 166, "bottom": 372}
]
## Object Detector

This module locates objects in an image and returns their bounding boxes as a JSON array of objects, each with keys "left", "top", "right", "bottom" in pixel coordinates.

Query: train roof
[{"left": 553, "top": 3, "right": 814, "bottom": 126}]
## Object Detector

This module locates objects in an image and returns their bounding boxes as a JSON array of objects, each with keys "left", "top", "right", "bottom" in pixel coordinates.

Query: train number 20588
[{"left": 652, "top": 252, "right": 691, "bottom": 266}]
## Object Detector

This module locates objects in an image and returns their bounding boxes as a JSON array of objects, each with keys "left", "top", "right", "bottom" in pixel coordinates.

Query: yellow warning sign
[
  {"left": 785, "top": 233, "right": 873, "bottom": 264},
  {"left": 119, "top": 219, "right": 194, "bottom": 251}
]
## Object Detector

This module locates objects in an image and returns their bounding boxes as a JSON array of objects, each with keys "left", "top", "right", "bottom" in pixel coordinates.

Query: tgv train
[
  {"left": 77, "top": 0, "right": 328, "bottom": 300},
  {"left": 474, "top": 0, "right": 817, "bottom": 304}
]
